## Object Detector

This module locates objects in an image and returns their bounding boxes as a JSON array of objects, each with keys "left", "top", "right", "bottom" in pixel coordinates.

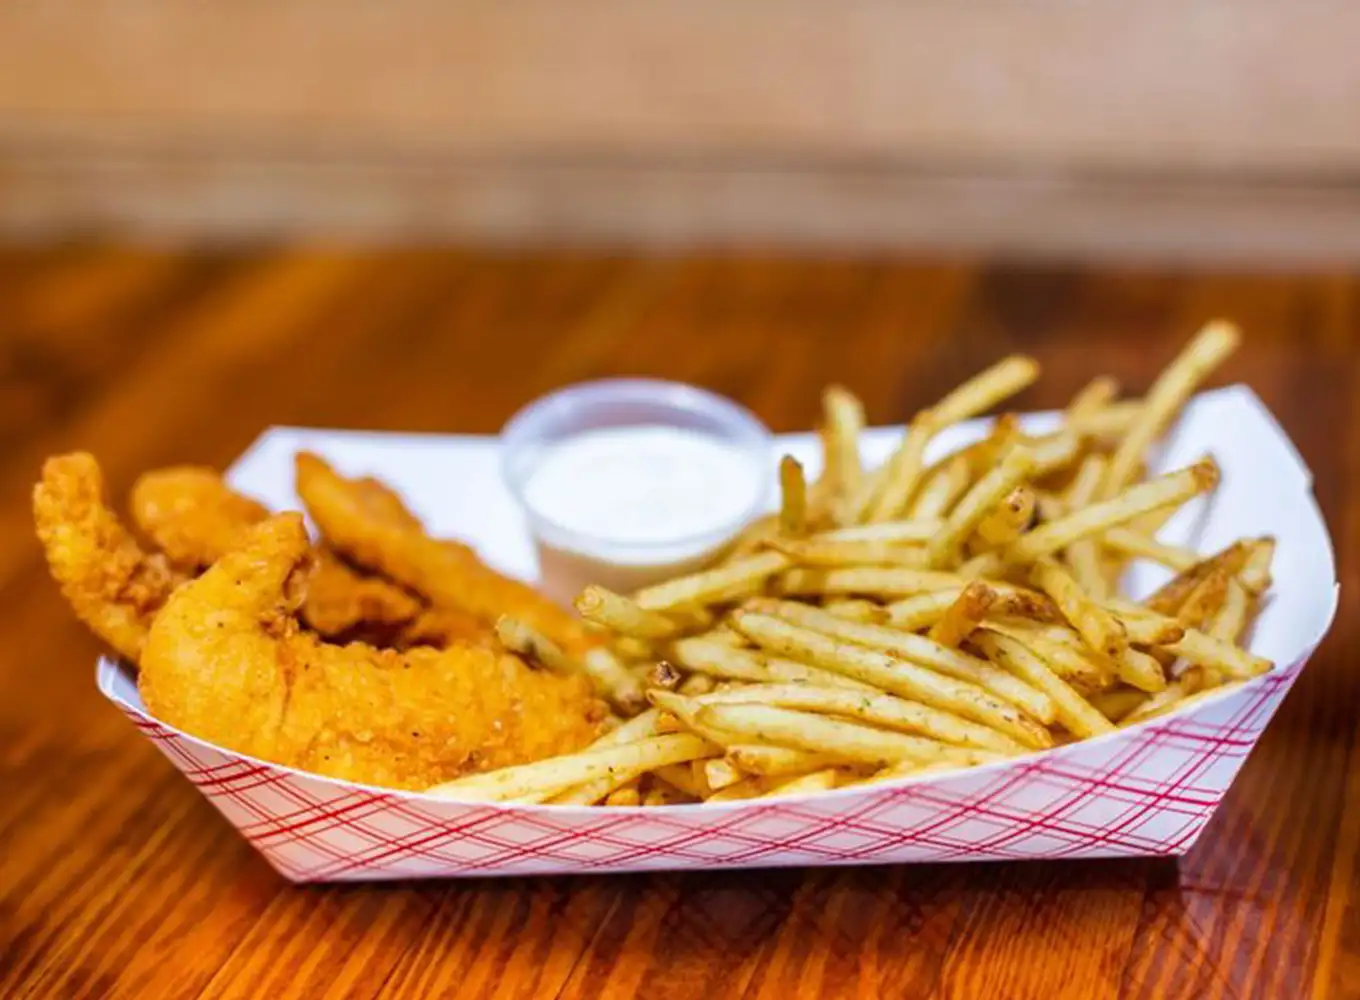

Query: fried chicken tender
[
  {"left": 34, "top": 453, "right": 188, "bottom": 661},
  {"left": 130, "top": 464, "right": 430, "bottom": 644},
  {"left": 295, "top": 452, "right": 595, "bottom": 656},
  {"left": 140, "top": 514, "right": 605, "bottom": 790},
  {"left": 304, "top": 546, "right": 424, "bottom": 639},
  {"left": 130, "top": 467, "right": 270, "bottom": 571}
]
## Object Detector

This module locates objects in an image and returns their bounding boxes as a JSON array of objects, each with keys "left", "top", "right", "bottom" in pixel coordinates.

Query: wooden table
[{"left": 2, "top": 247, "right": 1356, "bottom": 999}]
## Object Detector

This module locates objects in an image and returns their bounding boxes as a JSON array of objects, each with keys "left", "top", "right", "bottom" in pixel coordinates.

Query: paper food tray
[{"left": 97, "top": 385, "right": 1337, "bottom": 882}]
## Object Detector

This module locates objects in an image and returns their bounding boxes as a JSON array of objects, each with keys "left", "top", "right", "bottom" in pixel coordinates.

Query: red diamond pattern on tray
[{"left": 108, "top": 652, "right": 1310, "bottom": 883}]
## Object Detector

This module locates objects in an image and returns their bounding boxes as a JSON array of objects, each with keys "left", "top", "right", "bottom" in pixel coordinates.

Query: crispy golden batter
[
  {"left": 295, "top": 452, "right": 595, "bottom": 656},
  {"left": 34, "top": 453, "right": 188, "bottom": 661},
  {"left": 304, "top": 546, "right": 425, "bottom": 639},
  {"left": 130, "top": 463, "right": 431, "bottom": 643},
  {"left": 130, "top": 467, "right": 270, "bottom": 571},
  {"left": 140, "top": 514, "right": 605, "bottom": 790}
]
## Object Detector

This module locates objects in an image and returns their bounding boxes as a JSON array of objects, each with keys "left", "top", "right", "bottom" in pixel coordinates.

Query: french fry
[
  {"left": 776, "top": 566, "right": 975, "bottom": 599},
  {"left": 1061, "top": 454, "right": 1109, "bottom": 598},
  {"left": 703, "top": 758, "right": 745, "bottom": 791},
  {"left": 429, "top": 734, "right": 717, "bottom": 804},
  {"left": 764, "top": 658, "right": 880, "bottom": 691},
  {"left": 820, "top": 385, "right": 866, "bottom": 524},
  {"left": 670, "top": 635, "right": 874, "bottom": 691},
  {"left": 962, "top": 414, "right": 1023, "bottom": 478},
  {"left": 589, "top": 708, "right": 663, "bottom": 749},
  {"left": 864, "top": 359, "right": 1033, "bottom": 533},
  {"left": 1100, "top": 529, "right": 1200, "bottom": 572},
  {"left": 859, "top": 411, "right": 937, "bottom": 523},
  {"left": 1140, "top": 539, "right": 1254, "bottom": 614},
  {"left": 908, "top": 453, "right": 972, "bottom": 519},
  {"left": 1080, "top": 400, "right": 1142, "bottom": 445},
  {"left": 978, "top": 620, "right": 1113, "bottom": 691},
  {"left": 926, "top": 448, "right": 1036, "bottom": 566},
  {"left": 634, "top": 551, "right": 790, "bottom": 612},
  {"left": 605, "top": 784, "right": 642, "bottom": 807},
  {"left": 1089, "top": 686, "right": 1150, "bottom": 723},
  {"left": 699, "top": 682, "right": 1029, "bottom": 754},
  {"left": 778, "top": 455, "right": 809, "bottom": 537},
  {"left": 1029, "top": 558, "right": 1126, "bottom": 658},
  {"left": 704, "top": 776, "right": 766, "bottom": 803},
  {"left": 1240, "top": 536, "right": 1276, "bottom": 594},
  {"left": 823, "top": 599, "right": 887, "bottom": 623},
  {"left": 766, "top": 537, "right": 928, "bottom": 568},
  {"left": 813, "top": 518, "right": 944, "bottom": 544},
  {"left": 1176, "top": 568, "right": 1230, "bottom": 629},
  {"left": 1115, "top": 647, "right": 1169, "bottom": 693},
  {"left": 887, "top": 585, "right": 1060, "bottom": 631},
  {"left": 973, "top": 487, "right": 1035, "bottom": 550},
  {"left": 669, "top": 636, "right": 776, "bottom": 683},
  {"left": 1104, "top": 606, "right": 1272, "bottom": 678},
  {"left": 614, "top": 635, "right": 659, "bottom": 663},
  {"left": 1098, "top": 599, "right": 1188, "bottom": 645},
  {"left": 744, "top": 599, "right": 1056, "bottom": 724},
  {"left": 1209, "top": 577, "right": 1251, "bottom": 644},
  {"left": 1119, "top": 670, "right": 1210, "bottom": 727},
  {"left": 576, "top": 585, "right": 688, "bottom": 640},
  {"left": 497, "top": 616, "right": 647, "bottom": 714},
  {"left": 651, "top": 763, "right": 706, "bottom": 798},
  {"left": 932, "top": 355, "right": 1040, "bottom": 428},
  {"left": 1101, "top": 320, "right": 1240, "bottom": 499},
  {"left": 1066, "top": 375, "right": 1120, "bottom": 432},
  {"left": 642, "top": 783, "right": 695, "bottom": 806},
  {"left": 677, "top": 673, "right": 718, "bottom": 697},
  {"left": 1000, "top": 460, "right": 1219, "bottom": 566},
  {"left": 726, "top": 744, "right": 842, "bottom": 778},
  {"left": 495, "top": 616, "right": 579, "bottom": 677},
  {"left": 927, "top": 581, "right": 997, "bottom": 649},
  {"left": 865, "top": 758, "right": 975, "bottom": 786},
  {"left": 884, "top": 590, "right": 960, "bottom": 631},
  {"left": 729, "top": 608, "right": 1054, "bottom": 747},
  {"left": 583, "top": 646, "right": 648, "bottom": 715},
  {"left": 553, "top": 709, "right": 669, "bottom": 805},
  {"left": 1026, "top": 431, "right": 1083, "bottom": 478},
  {"left": 647, "top": 691, "right": 746, "bottom": 746},
  {"left": 972, "top": 631, "right": 1114, "bottom": 739},
  {"left": 696, "top": 704, "right": 999, "bottom": 769},
  {"left": 724, "top": 514, "right": 779, "bottom": 562},
  {"left": 763, "top": 769, "right": 842, "bottom": 798}
]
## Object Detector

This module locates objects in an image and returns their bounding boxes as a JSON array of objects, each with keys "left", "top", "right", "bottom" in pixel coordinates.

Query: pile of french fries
[{"left": 429, "top": 321, "right": 1275, "bottom": 807}]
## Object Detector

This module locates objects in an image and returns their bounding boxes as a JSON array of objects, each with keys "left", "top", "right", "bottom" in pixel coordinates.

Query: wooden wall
[{"left": 2, "top": 2, "right": 1359, "bottom": 260}]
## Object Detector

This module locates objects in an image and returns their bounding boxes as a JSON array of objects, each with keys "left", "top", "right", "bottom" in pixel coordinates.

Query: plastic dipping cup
[{"left": 500, "top": 379, "right": 772, "bottom": 604}]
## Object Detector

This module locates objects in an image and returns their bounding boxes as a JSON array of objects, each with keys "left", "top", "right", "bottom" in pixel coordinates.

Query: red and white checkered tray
[{"left": 98, "top": 386, "right": 1337, "bottom": 882}]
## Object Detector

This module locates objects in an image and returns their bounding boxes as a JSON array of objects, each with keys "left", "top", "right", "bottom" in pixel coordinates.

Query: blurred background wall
[{"left": 3, "top": 1, "right": 1359, "bottom": 262}]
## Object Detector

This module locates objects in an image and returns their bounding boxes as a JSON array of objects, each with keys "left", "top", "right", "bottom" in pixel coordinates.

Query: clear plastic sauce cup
[{"left": 500, "top": 379, "right": 772, "bottom": 603}]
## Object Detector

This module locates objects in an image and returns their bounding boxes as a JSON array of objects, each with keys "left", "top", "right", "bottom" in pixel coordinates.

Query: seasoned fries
[
  {"left": 778, "top": 455, "right": 809, "bottom": 537},
  {"left": 421, "top": 323, "right": 1275, "bottom": 809}
]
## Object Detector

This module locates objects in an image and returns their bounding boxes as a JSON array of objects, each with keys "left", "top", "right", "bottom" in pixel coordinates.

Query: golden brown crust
[
  {"left": 34, "top": 453, "right": 189, "bottom": 661},
  {"left": 141, "top": 515, "right": 605, "bottom": 790},
  {"left": 296, "top": 451, "right": 596, "bottom": 656},
  {"left": 129, "top": 466, "right": 270, "bottom": 571}
]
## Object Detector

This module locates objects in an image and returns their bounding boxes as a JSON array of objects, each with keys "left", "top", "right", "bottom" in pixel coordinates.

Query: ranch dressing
[{"left": 522, "top": 426, "right": 764, "bottom": 599}]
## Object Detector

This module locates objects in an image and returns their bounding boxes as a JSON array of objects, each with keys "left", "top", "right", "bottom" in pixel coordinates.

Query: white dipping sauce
[{"left": 522, "top": 426, "right": 762, "bottom": 599}]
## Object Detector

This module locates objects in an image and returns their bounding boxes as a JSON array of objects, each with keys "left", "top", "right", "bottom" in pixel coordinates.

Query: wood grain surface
[{"left": 1, "top": 247, "right": 1357, "bottom": 999}]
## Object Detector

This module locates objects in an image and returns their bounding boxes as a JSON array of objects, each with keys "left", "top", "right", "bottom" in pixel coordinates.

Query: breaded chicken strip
[
  {"left": 140, "top": 514, "right": 605, "bottom": 790},
  {"left": 130, "top": 466, "right": 270, "bottom": 571},
  {"left": 295, "top": 452, "right": 595, "bottom": 656},
  {"left": 301, "top": 546, "right": 424, "bottom": 641},
  {"left": 131, "top": 464, "right": 428, "bottom": 643},
  {"left": 34, "top": 453, "right": 188, "bottom": 661}
]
